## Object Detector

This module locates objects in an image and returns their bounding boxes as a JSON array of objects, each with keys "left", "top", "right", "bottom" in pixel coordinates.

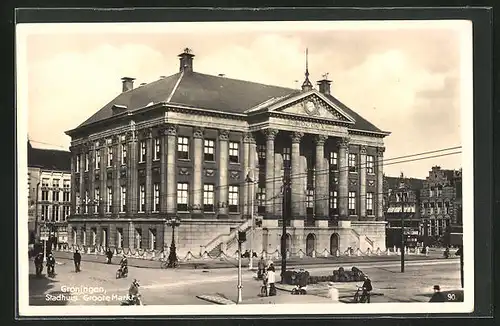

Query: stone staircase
[{"left": 203, "top": 220, "right": 251, "bottom": 257}]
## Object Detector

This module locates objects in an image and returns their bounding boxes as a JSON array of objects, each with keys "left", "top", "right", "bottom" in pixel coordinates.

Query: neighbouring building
[
  {"left": 383, "top": 174, "right": 424, "bottom": 248},
  {"left": 65, "top": 48, "right": 390, "bottom": 257},
  {"left": 419, "top": 166, "right": 463, "bottom": 243},
  {"left": 28, "top": 140, "right": 72, "bottom": 248}
]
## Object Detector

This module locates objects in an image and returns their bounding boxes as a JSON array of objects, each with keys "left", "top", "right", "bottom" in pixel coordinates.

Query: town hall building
[{"left": 65, "top": 48, "right": 390, "bottom": 258}]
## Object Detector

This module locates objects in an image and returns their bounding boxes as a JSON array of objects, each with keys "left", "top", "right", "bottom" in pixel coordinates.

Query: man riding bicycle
[
  {"left": 128, "top": 279, "right": 141, "bottom": 304},
  {"left": 119, "top": 255, "right": 128, "bottom": 274}
]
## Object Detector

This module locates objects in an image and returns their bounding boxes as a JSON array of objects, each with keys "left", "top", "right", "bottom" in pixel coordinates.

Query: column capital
[
  {"left": 193, "top": 127, "right": 204, "bottom": 139},
  {"left": 111, "top": 135, "right": 120, "bottom": 145},
  {"left": 360, "top": 145, "right": 367, "bottom": 155},
  {"left": 377, "top": 146, "right": 386, "bottom": 157},
  {"left": 315, "top": 134, "right": 328, "bottom": 146},
  {"left": 163, "top": 124, "right": 177, "bottom": 137},
  {"left": 291, "top": 132, "right": 304, "bottom": 144},
  {"left": 219, "top": 129, "right": 230, "bottom": 141},
  {"left": 140, "top": 128, "right": 153, "bottom": 139},
  {"left": 243, "top": 132, "right": 255, "bottom": 144},
  {"left": 337, "top": 137, "right": 350, "bottom": 149},
  {"left": 263, "top": 128, "right": 278, "bottom": 141}
]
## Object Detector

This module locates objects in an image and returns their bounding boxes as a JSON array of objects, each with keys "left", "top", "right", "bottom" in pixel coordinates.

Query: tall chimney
[
  {"left": 121, "top": 77, "right": 135, "bottom": 92},
  {"left": 178, "top": 48, "right": 195, "bottom": 73},
  {"left": 317, "top": 78, "right": 332, "bottom": 95}
]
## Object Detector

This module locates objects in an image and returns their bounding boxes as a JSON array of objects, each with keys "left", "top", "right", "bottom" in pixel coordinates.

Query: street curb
[{"left": 196, "top": 294, "right": 236, "bottom": 305}]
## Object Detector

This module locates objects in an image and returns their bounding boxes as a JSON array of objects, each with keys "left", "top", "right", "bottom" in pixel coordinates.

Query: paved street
[{"left": 29, "top": 257, "right": 461, "bottom": 306}]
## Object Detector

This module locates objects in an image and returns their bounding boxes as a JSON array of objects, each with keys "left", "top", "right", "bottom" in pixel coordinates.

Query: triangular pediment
[{"left": 270, "top": 91, "right": 355, "bottom": 123}]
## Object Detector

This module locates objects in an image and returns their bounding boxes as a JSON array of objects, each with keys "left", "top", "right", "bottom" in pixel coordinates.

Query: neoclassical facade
[{"left": 66, "top": 49, "right": 390, "bottom": 257}]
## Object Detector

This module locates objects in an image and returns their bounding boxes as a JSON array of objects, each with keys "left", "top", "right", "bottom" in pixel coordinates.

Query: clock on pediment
[{"left": 302, "top": 100, "right": 320, "bottom": 116}]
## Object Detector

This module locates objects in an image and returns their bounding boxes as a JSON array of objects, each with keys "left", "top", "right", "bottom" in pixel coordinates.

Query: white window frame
[
  {"left": 107, "top": 187, "right": 112, "bottom": 213},
  {"left": 366, "top": 192, "right": 374, "bottom": 215},
  {"left": 120, "top": 186, "right": 127, "bottom": 212},
  {"left": 203, "top": 184, "right": 215, "bottom": 212},
  {"left": 139, "top": 141, "right": 146, "bottom": 163},
  {"left": 52, "top": 190, "right": 59, "bottom": 202},
  {"left": 329, "top": 152, "right": 338, "bottom": 169},
  {"left": 177, "top": 183, "right": 189, "bottom": 211},
  {"left": 94, "top": 188, "right": 100, "bottom": 213},
  {"left": 139, "top": 185, "right": 145, "bottom": 212},
  {"left": 154, "top": 137, "right": 161, "bottom": 161},
  {"left": 228, "top": 185, "right": 239, "bottom": 212},
  {"left": 153, "top": 183, "right": 160, "bottom": 212},
  {"left": 63, "top": 191, "right": 70, "bottom": 202},
  {"left": 85, "top": 153, "right": 89, "bottom": 171},
  {"left": 283, "top": 147, "right": 291, "bottom": 162},
  {"left": 52, "top": 205, "right": 59, "bottom": 222},
  {"left": 366, "top": 155, "right": 375, "bottom": 174},
  {"left": 121, "top": 143, "right": 127, "bottom": 165},
  {"left": 229, "top": 142, "right": 239, "bottom": 163},
  {"left": 257, "top": 187, "right": 266, "bottom": 208},
  {"left": 95, "top": 150, "right": 101, "bottom": 170},
  {"left": 177, "top": 137, "right": 189, "bottom": 160},
  {"left": 204, "top": 139, "right": 215, "bottom": 161},
  {"left": 84, "top": 190, "right": 89, "bottom": 214},
  {"left": 330, "top": 190, "right": 338, "bottom": 210},
  {"left": 348, "top": 191, "right": 356, "bottom": 215},
  {"left": 41, "top": 205, "right": 49, "bottom": 221},
  {"left": 306, "top": 189, "right": 314, "bottom": 208},
  {"left": 107, "top": 147, "right": 113, "bottom": 167},
  {"left": 257, "top": 144, "right": 266, "bottom": 160},
  {"left": 76, "top": 154, "right": 81, "bottom": 172},
  {"left": 348, "top": 153, "right": 357, "bottom": 173}
]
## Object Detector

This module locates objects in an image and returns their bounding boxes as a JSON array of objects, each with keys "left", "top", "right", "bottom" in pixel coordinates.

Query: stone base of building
[{"left": 67, "top": 218, "right": 386, "bottom": 259}]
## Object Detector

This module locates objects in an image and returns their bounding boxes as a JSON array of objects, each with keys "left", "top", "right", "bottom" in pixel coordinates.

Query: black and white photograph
[{"left": 16, "top": 18, "right": 474, "bottom": 316}]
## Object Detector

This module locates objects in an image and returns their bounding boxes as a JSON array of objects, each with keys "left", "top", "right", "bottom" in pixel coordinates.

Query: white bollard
[
  {"left": 312, "top": 251, "right": 316, "bottom": 258},
  {"left": 328, "top": 285, "right": 340, "bottom": 302},
  {"left": 324, "top": 251, "right": 328, "bottom": 258},
  {"left": 336, "top": 249, "right": 340, "bottom": 257}
]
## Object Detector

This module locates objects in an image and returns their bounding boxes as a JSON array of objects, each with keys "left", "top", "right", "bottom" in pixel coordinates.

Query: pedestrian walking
[
  {"left": 267, "top": 263, "right": 276, "bottom": 296},
  {"left": 106, "top": 248, "right": 113, "bottom": 264},
  {"left": 73, "top": 250, "right": 81, "bottom": 272},
  {"left": 34, "top": 252, "right": 44, "bottom": 277}
]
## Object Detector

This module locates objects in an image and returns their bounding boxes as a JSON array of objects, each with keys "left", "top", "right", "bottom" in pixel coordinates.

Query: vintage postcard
[{"left": 16, "top": 19, "right": 474, "bottom": 316}]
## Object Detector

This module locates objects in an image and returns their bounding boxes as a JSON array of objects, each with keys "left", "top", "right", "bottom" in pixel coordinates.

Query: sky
[{"left": 18, "top": 21, "right": 471, "bottom": 179}]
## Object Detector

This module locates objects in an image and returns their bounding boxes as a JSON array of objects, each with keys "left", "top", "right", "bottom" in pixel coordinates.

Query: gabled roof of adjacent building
[
  {"left": 384, "top": 176, "right": 425, "bottom": 191},
  {"left": 28, "top": 141, "right": 71, "bottom": 171},
  {"left": 74, "top": 50, "right": 386, "bottom": 135}
]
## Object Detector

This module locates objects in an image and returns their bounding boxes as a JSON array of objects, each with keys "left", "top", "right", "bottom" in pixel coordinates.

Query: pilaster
[
  {"left": 377, "top": 146, "right": 385, "bottom": 220},
  {"left": 192, "top": 127, "right": 204, "bottom": 215},
  {"left": 144, "top": 128, "right": 153, "bottom": 214},
  {"left": 338, "top": 137, "right": 349, "bottom": 220},
  {"left": 359, "top": 145, "right": 367, "bottom": 219},
  {"left": 218, "top": 130, "right": 229, "bottom": 217},
  {"left": 264, "top": 129, "right": 278, "bottom": 220},
  {"left": 165, "top": 124, "right": 177, "bottom": 216},
  {"left": 127, "top": 131, "right": 138, "bottom": 214},
  {"left": 315, "top": 135, "right": 329, "bottom": 221},
  {"left": 290, "top": 132, "right": 303, "bottom": 220}
]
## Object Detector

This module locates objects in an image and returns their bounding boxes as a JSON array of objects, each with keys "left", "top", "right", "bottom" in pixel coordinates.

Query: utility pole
[
  {"left": 246, "top": 173, "right": 255, "bottom": 270},
  {"left": 237, "top": 231, "right": 246, "bottom": 303},
  {"left": 399, "top": 172, "right": 406, "bottom": 273},
  {"left": 281, "top": 166, "right": 291, "bottom": 282}
]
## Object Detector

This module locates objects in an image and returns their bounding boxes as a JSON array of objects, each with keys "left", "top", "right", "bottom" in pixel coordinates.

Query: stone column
[
  {"left": 127, "top": 131, "right": 138, "bottom": 214},
  {"left": 160, "top": 127, "right": 168, "bottom": 213},
  {"left": 248, "top": 135, "right": 257, "bottom": 216},
  {"left": 145, "top": 129, "right": 153, "bottom": 214},
  {"left": 338, "top": 137, "right": 349, "bottom": 220},
  {"left": 218, "top": 130, "right": 229, "bottom": 217},
  {"left": 376, "top": 147, "right": 385, "bottom": 220},
  {"left": 264, "top": 129, "right": 278, "bottom": 220},
  {"left": 79, "top": 148, "right": 85, "bottom": 214},
  {"left": 165, "top": 124, "right": 177, "bottom": 216},
  {"left": 113, "top": 136, "right": 121, "bottom": 215},
  {"left": 242, "top": 133, "right": 253, "bottom": 218},
  {"left": 315, "top": 135, "right": 329, "bottom": 224},
  {"left": 290, "top": 132, "right": 303, "bottom": 220},
  {"left": 70, "top": 149, "right": 76, "bottom": 215},
  {"left": 192, "top": 127, "right": 204, "bottom": 215},
  {"left": 100, "top": 141, "right": 107, "bottom": 215},
  {"left": 359, "top": 145, "right": 367, "bottom": 219},
  {"left": 89, "top": 145, "right": 96, "bottom": 212}
]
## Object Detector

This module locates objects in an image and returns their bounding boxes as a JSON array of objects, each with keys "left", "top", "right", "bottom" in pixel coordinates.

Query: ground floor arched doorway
[
  {"left": 330, "top": 233, "right": 340, "bottom": 254},
  {"left": 306, "top": 233, "right": 316, "bottom": 257}
]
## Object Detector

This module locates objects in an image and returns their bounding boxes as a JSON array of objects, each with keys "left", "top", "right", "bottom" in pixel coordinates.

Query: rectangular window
[
  {"left": 306, "top": 189, "right": 314, "bottom": 214},
  {"left": 229, "top": 142, "right": 239, "bottom": 163},
  {"left": 63, "top": 179, "right": 70, "bottom": 189},
  {"left": 63, "top": 206, "right": 70, "bottom": 220},
  {"left": 135, "top": 228, "right": 142, "bottom": 249},
  {"left": 257, "top": 187, "right": 266, "bottom": 213},
  {"left": 228, "top": 185, "right": 239, "bottom": 213},
  {"left": 76, "top": 154, "right": 81, "bottom": 172},
  {"left": 41, "top": 205, "right": 49, "bottom": 221},
  {"left": 139, "top": 185, "right": 145, "bottom": 212},
  {"left": 42, "top": 178, "right": 50, "bottom": 187},
  {"left": 257, "top": 145, "right": 266, "bottom": 162},
  {"left": 116, "top": 228, "right": 124, "bottom": 248},
  {"left": 95, "top": 150, "right": 101, "bottom": 170},
  {"left": 149, "top": 229, "right": 157, "bottom": 250},
  {"left": 94, "top": 188, "right": 99, "bottom": 213},
  {"left": 366, "top": 192, "right": 374, "bottom": 215},
  {"left": 177, "top": 137, "right": 189, "bottom": 160},
  {"left": 121, "top": 144, "right": 127, "bottom": 165},
  {"left": 153, "top": 183, "right": 160, "bottom": 212},
  {"left": 84, "top": 190, "right": 89, "bottom": 214},
  {"left": 366, "top": 155, "right": 375, "bottom": 174},
  {"left": 107, "top": 147, "right": 113, "bottom": 167},
  {"left": 204, "top": 139, "right": 215, "bottom": 161},
  {"left": 348, "top": 191, "right": 356, "bottom": 215},
  {"left": 85, "top": 153, "right": 89, "bottom": 171},
  {"left": 107, "top": 187, "right": 112, "bottom": 213},
  {"left": 52, "top": 190, "right": 59, "bottom": 202},
  {"left": 41, "top": 190, "right": 49, "bottom": 201},
  {"left": 348, "top": 153, "right": 357, "bottom": 172},
  {"left": 139, "top": 141, "right": 146, "bottom": 163},
  {"left": 52, "top": 205, "right": 59, "bottom": 222},
  {"left": 52, "top": 179, "right": 60, "bottom": 188},
  {"left": 177, "top": 182, "right": 189, "bottom": 211},
  {"left": 203, "top": 184, "right": 215, "bottom": 212},
  {"left": 330, "top": 190, "right": 338, "bottom": 214},
  {"left": 329, "top": 152, "right": 338, "bottom": 170},
  {"left": 154, "top": 137, "right": 161, "bottom": 160},
  {"left": 283, "top": 147, "right": 291, "bottom": 162},
  {"left": 120, "top": 186, "right": 127, "bottom": 212},
  {"left": 63, "top": 191, "right": 70, "bottom": 202}
]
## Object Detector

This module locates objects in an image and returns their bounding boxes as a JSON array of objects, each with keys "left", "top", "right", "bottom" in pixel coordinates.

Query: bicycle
[
  {"left": 160, "top": 260, "right": 179, "bottom": 269},
  {"left": 353, "top": 285, "right": 370, "bottom": 303}
]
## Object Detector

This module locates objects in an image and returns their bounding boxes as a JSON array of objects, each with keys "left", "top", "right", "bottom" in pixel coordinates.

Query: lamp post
[
  {"left": 398, "top": 172, "right": 409, "bottom": 273},
  {"left": 281, "top": 166, "right": 291, "bottom": 283},
  {"left": 167, "top": 217, "right": 181, "bottom": 267},
  {"left": 245, "top": 173, "right": 256, "bottom": 270}
]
